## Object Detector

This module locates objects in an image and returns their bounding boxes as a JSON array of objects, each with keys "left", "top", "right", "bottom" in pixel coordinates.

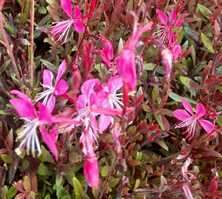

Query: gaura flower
[
  {"left": 116, "top": 18, "right": 153, "bottom": 91},
  {"left": 50, "top": 0, "right": 85, "bottom": 43},
  {"left": 75, "top": 78, "right": 122, "bottom": 188},
  {"left": 173, "top": 100, "right": 215, "bottom": 140},
  {"left": 10, "top": 90, "right": 58, "bottom": 159},
  {"left": 75, "top": 79, "right": 101, "bottom": 188},
  {"left": 155, "top": 9, "right": 183, "bottom": 46},
  {"left": 35, "top": 60, "right": 68, "bottom": 113}
]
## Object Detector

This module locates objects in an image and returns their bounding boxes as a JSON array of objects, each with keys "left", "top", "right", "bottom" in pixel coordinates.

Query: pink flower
[
  {"left": 83, "top": 155, "right": 99, "bottom": 188},
  {"left": 50, "top": 0, "right": 85, "bottom": 43},
  {"left": 36, "top": 60, "right": 68, "bottom": 113},
  {"left": 155, "top": 9, "right": 183, "bottom": 46},
  {"left": 10, "top": 90, "right": 57, "bottom": 158},
  {"left": 116, "top": 21, "right": 153, "bottom": 91},
  {"left": 75, "top": 78, "right": 122, "bottom": 187},
  {"left": 173, "top": 100, "right": 215, "bottom": 140}
]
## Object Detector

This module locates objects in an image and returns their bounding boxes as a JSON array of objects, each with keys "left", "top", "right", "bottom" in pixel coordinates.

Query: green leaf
[
  {"left": 156, "top": 140, "right": 169, "bottom": 151},
  {"left": 0, "top": 154, "right": 13, "bottom": 164},
  {"left": 196, "top": 4, "right": 212, "bottom": 18},
  {"left": 169, "top": 92, "right": 197, "bottom": 104},
  {"left": 72, "top": 176, "right": 85, "bottom": 199},
  {"left": 101, "top": 165, "right": 109, "bottom": 177},
  {"left": 6, "top": 186, "right": 17, "bottom": 199},
  {"left": 144, "top": 63, "right": 156, "bottom": 71},
  {"left": 200, "top": 32, "right": 215, "bottom": 53},
  {"left": 37, "top": 163, "right": 52, "bottom": 176}
]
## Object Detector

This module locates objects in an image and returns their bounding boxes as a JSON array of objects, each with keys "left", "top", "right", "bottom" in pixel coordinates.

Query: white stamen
[{"left": 16, "top": 119, "right": 42, "bottom": 157}]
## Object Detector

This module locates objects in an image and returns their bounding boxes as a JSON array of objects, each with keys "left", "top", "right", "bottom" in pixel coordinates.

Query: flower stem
[{"left": 29, "top": 0, "right": 35, "bottom": 87}]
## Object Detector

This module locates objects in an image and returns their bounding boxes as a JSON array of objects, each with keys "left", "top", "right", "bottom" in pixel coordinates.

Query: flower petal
[
  {"left": 116, "top": 49, "right": 137, "bottom": 90},
  {"left": 99, "top": 115, "right": 112, "bottom": 132},
  {"left": 107, "top": 76, "right": 123, "bottom": 93},
  {"left": 40, "top": 127, "right": 58, "bottom": 160},
  {"left": 37, "top": 103, "right": 52, "bottom": 123},
  {"left": 195, "top": 103, "right": 206, "bottom": 118},
  {"left": 173, "top": 109, "right": 191, "bottom": 121},
  {"left": 46, "top": 95, "right": 56, "bottom": 113},
  {"left": 73, "top": 6, "right": 85, "bottom": 32},
  {"left": 73, "top": 19, "right": 85, "bottom": 33},
  {"left": 10, "top": 90, "right": 32, "bottom": 104},
  {"left": 10, "top": 98, "right": 36, "bottom": 119},
  {"left": 60, "top": 0, "right": 72, "bottom": 17},
  {"left": 198, "top": 119, "right": 215, "bottom": 134},
  {"left": 43, "top": 70, "right": 53, "bottom": 87},
  {"left": 156, "top": 9, "right": 168, "bottom": 25},
  {"left": 83, "top": 155, "right": 100, "bottom": 188},
  {"left": 80, "top": 79, "right": 100, "bottom": 96},
  {"left": 55, "top": 60, "right": 67, "bottom": 84},
  {"left": 182, "top": 100, "right": 193, "bottom": 114},
  {"left": 54, "top": 79, "right": 69, "bottom": 96}
]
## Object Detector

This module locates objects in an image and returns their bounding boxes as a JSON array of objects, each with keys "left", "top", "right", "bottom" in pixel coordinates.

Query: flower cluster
[{"left": 9, "top": 2, "right": 218, "bottom": 192}]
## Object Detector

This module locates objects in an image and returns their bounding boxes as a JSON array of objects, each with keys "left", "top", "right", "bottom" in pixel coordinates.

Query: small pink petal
[
  {"left": 99, "top": 115, "right": 112, "bottom": 132},
  {"left": 54, "top": 79, "right": 69, "bottom": 96},
  {"left": 55, "top": 60, "right": 67, "bottom": 84},
  {"left": 107, "top": 76, "right": 123, "bottom": 93},
  {"left": 80, "top": 79, "right": 100, "bottom": 96},
  {"left": 40, "top": 127, "right": 58, "bottom": 160},
  {"left": 182, "top": 100, "right": 193, "bottom": 115},
  {"left": 198, "top": 119, "right": 215, "bottom": 134},
  {"left": 38, "top": 103, "right": 52, "bottom": 123},
  {"left": 60, "top": 0, "right": 72, "bottom": 17},
  {"left": 173, "top": 109, "right": 191, "bottom": 121},
  {"left": 43, "top": 70, "right": 53, "bottom": 87},
  {"left": 10, "top": 90, "right": 32, "bottom": 104},
  {"left": 116, "top": 49, "right": 137, "bottom": 91},
  {"left": 156, "top": 9, "right": 168, "bottom": 25},
  {"left": 76, "top": 95, "right": 87, "bottom": 110},
  {"left": 195, "top": 103, "right": 206, "bottom": 118},
  {"left": 73, "top": 5, "right": 82, "bottom": 19},
  {"left": 10, "top": 99, "right": 36, "bottom": 119},
  {"left": 83, "top": 155, "right": 100, "bottom": 188},
  {"left": 46, "top": 95, "right": 56, "bottom": 113},
  {"left": 73, "top": 19, "right": 85, "bottom": 33},
  {"left": 171, "top": 44, "right": 182, "bottom": 61}
]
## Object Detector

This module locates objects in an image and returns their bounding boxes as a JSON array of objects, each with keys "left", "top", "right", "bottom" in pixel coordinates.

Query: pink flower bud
[
  {"left": 83, "top": 155, "right": 100, "bottom": 188},
  {"left": 161, "top": 48, "right": 173, "bottom": 80}
]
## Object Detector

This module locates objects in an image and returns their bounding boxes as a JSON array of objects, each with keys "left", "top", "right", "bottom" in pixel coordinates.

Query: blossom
[
  {"left": 116, "top": 21, "right": 153, "bottom": 91},
  {"left": 173, "top": 100, "right": 215, "bottom": 140},
  {"left": 75, "top": 78, "right": 122, "bottom": 188},
  {"left": 155, "top": 9, "right": 183, "bottom": 62},
  {"left": 35, "top": 60, "right": 68, "bottom": 113},
  {"left": 10, "top": 90, "right": 58, "bottom": 159},
  {"left": 50, "top": 0, "right": 85, "bottom": 43},
  {"left": 155, "top": 9, "right": 183, "bottom": 46}
]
